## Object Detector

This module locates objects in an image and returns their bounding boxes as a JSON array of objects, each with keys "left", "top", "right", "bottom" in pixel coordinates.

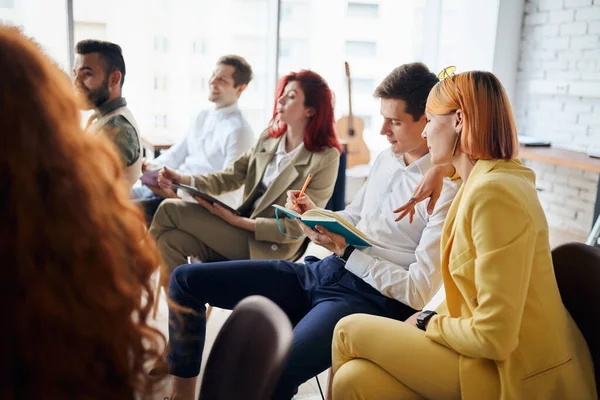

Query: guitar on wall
[{"left": 336, "top": 61, "right": 370, "bottom": 169}]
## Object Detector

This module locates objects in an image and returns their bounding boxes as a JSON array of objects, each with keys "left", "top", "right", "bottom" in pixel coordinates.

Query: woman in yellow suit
[{"left": 330, "top": 70, "right": 596, "bottom": 399}]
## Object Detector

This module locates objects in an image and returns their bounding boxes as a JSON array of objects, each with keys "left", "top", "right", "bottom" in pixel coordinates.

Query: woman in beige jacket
[{"left": 151, "top": 70, "right": 341, "bottom": 290}]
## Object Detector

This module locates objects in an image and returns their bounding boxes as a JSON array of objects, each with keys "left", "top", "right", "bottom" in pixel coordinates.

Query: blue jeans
[{"left": 168, "top": 255, "right": 415, "bottom": 400}]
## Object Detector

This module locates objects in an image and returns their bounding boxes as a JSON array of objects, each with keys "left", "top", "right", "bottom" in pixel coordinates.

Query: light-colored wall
[{"left": 515, "top": 0, "right": 600, "bottom": 234}]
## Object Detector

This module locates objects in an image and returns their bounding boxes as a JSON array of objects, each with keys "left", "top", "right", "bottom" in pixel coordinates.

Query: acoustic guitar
[{"left": 336, "top": 61, "right": 370, "bottom": 168}]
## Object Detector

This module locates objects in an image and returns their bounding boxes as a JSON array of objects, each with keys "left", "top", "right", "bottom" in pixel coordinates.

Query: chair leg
[
  {"left": 152, "top": 271, "right": 162, "bottom": 320},
  {"left": 326, "top": 368, "right": 333, "bottom": 400}
]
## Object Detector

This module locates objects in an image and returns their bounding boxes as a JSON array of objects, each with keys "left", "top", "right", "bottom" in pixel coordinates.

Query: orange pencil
[{"left": 294, "top": 173, "right": 312, "bottom": 207}]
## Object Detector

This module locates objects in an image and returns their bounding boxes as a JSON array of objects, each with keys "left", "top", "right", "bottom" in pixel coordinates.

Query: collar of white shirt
[
  {"left": 394, "top": 151, "right": 433, "bottom": 175},
  {"left": 276, "top": 135, "right": 304, "bottom": 157},
  {"left": 209, "top": 103, "right": 239, "bottom": 119}
]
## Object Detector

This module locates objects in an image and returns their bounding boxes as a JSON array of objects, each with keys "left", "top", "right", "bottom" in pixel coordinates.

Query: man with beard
[{"left": 73, "top": 40, "right": 142, "bottom": 189}]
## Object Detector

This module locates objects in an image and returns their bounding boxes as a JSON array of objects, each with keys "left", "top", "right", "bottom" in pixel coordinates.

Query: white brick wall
[{"left": 516, "top": 0, "right": 600, "bottom": 234}]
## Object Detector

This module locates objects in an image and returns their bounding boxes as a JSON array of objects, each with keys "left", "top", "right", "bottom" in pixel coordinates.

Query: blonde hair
[{"left": 426, "top": 71, "right": 518, "bottom": 160}]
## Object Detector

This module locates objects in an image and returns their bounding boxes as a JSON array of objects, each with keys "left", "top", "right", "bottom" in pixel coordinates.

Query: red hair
[
  {"left": 268, "top": 70, "right": 342, "bottom": 153},
  {"left": 0, "top": 27, "right": 165, "bottom": 398}
]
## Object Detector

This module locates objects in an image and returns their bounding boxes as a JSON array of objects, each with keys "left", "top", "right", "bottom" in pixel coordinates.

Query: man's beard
[{"left": 78, "top": 77, "right": 110, "bottom": 110}]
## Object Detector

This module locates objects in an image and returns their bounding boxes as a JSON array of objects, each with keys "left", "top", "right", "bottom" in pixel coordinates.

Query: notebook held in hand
[{"left": 273, "top": 204, "right": 371, "bottom": 247}]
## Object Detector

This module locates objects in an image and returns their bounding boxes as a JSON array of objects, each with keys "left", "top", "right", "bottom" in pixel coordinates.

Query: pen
[{"left": 294, "top": 173, "right": 312, "bottom": 207}]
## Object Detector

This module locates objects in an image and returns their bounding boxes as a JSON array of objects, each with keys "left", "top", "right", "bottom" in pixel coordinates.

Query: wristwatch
[
  {"left": 416, "top": 310, "right": 437, "bottom": 331},
  {"left": 337, "top": 245, "right": 356, "bottom": 264}
]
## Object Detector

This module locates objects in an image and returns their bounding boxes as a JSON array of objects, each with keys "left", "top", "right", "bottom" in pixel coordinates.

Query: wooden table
[
  {"left": 140, "top": 136, "right": 174, "bottom": 159},
  {"left": 519, "top": 145, "right": 600, "bottom": 246},
  {"left": 519, "top": 146, "right": 600, "bottom": 174}
]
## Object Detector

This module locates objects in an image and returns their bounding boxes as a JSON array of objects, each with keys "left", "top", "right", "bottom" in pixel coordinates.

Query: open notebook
[{"left": 273, "top": 205, "right": 371, "bottom": 247}]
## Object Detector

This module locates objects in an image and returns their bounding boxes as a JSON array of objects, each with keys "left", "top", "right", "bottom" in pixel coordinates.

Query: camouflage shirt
[{"left": 92, "top": 97, "right": 141, "bottom": 167}]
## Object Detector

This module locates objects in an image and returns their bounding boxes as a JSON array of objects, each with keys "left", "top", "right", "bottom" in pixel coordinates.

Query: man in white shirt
[
  {"left": 132, "top": 55, "right": 255, "bottom": 220},
  {"left": 165, "top": 63, "right": 459, "bottom": 400}
]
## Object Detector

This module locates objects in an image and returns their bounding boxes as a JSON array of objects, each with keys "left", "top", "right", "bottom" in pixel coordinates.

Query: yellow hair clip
[{"left": 438, "top": 65, "right": 457, "bottom": 80}]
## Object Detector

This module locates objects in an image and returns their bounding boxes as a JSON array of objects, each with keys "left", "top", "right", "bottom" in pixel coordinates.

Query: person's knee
[
  {"left": 332, "top": 360, "right": 365, "bottom": 399},
  {"left": 149, "top": 198, "right": 183, "bottom": 234},
  {"left": 333, "top": 314, "right": 370, "bottom": 345},
  {"left": 168, "top": 264, "right": 197, "bottom": 302}
]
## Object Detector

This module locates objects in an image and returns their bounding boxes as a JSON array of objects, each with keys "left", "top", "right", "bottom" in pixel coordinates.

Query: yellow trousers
[{"left": 331, "top": 314, "right": 461, "bottom": 400}]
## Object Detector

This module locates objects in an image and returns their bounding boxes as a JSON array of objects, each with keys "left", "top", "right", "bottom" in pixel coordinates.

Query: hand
[
  {"left": 296, "top": 220, "right": 347, "bottom": 256},
  {"left": 141, "top": 160, "right": 157, "bottom": 173},
  {"left": 158, "top": 167, "right": 190, "bottom": 190},
  {"left": 285, "top": 190, "right": 317, "bottom": 214},
  {"left": 404, "top": 311, "right": 421, "bottom": 328},
  {"left": 194, "top": 196, "right": 250, "bottom": 229},
  {"left": 393, "top": 164, "right": 455, "bottom": 223},
  {"left": 147, "top": 184, "right": 178, "bottom": 199}
]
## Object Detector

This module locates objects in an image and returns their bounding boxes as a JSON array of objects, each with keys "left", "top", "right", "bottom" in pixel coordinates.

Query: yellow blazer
[
  {"left": 192, "top": 130, "right": 340, "bottom": 260},
  {"left": 426, "top": 159, "right": 596, "bottom": 400}
]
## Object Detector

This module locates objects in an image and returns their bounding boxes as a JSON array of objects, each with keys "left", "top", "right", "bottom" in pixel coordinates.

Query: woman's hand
[
  {"left": 147, "top": 184, "right": 178, "bottom": 199},
  {"left": 194, "top": 197, "right": 256, "bottom": 232},
  {"left": 285, "top": 190, "right": 317, "bottom": 214},
  {"left": 393, "top": 164, "right": 455, "bottom": 223}
]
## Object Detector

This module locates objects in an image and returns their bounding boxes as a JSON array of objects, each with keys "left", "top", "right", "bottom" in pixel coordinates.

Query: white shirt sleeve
[
  {"left": 344, "top": 181, "right": 457, "bottom": 310},
  {"left": 153, "top": 135, "right": 189, "bottom": 170},
  {"left": 221, "top": 124, "right": 254, "bottom": 170},
  {"left": 423, "top": 285, "right": 446, "bottom": 311}
]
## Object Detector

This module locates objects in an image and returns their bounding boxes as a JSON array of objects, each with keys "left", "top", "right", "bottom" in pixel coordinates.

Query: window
[
  {"left": 74, "top": 0, "right": 278, "bottom": 140},
  {"left": 153, "top": 36, "right": 169, "bottom": 53},
  {"left": 352, "top": 78, "right": 374, "bottom": 95},
  {"left": 279, "top": 39, "right": 292, "bottom": 58},
  {"left": 153, "top": 114, "right": 168, "bottom": 128},
  {"left": 356, "top": 114, "right": 372, "bottom": 130},
  {"left": 74, "top": 22, "right": 107, "bottom": 43},
  {"left": 347, "top": 2, "right": 379, "bottom": 18},
  {"left": 1, "top": 0, "right": 69, "bottom": 69},
  {"left": 153, "top": 75, "right": 168, "bottom": 91},
  {"left": 346, "top": 40, "right": 377, "bottom": 58},
  {"left": 190, "top": 76, "right": 207, "bottom": 93},
  {"left": 280, "top": 3, "right": 293, "bottom": 21},
  {"left": 278, "top": 0, "right": 426, "bottom": 153},
  {"left": 192, "top": 39, "right": 206, "bottom": 55}
]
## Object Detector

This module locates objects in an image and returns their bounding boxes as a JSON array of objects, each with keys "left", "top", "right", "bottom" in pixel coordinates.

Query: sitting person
[
  {"left": 132, "top": 55, "right": 255, "bottom": 221},
  {"left": 73, "top": 39, "right": 142, "bottom": 189},
  {"left": 330, "top": 70, "right": 597, "bottom": 400},
  {"left": 150, "top": 69, "right": 342, "bottom": 292},
  {"left": 0, "top": 27, "right": 165, "bottom": 398},
  {"left": 164, "top": 62, "right": 460, "bottom": 400}
]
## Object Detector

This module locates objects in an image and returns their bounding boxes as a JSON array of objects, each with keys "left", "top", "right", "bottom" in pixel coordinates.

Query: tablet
[{"left": 172, "top": 182, "right": 242, "bottom": 216}]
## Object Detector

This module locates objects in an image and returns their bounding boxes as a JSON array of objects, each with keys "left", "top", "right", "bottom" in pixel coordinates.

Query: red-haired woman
[
  {"left": 154, "top": 70, "right": 343, "bottom": 399},
  {"left": 0, "top": 27, "right": 165, "bottom": 398},
  {"left": 150, "top": 70, "right": 341, "bottom": 290}
]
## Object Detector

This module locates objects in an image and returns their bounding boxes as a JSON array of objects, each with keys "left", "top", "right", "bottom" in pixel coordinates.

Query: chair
[
  {"left": 325, "top": 146, "right": 347, "bottom": 212},
  {"left": 198, "top": 295, "right": 293, "bottom": 400},
  {"left": 551, "top": 242, "right": 600, "bottom": 397}
]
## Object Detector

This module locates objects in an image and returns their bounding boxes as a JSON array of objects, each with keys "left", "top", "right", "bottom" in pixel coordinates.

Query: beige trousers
[{"left": 149, "top": 199, "right": 252, "bottom": 289}]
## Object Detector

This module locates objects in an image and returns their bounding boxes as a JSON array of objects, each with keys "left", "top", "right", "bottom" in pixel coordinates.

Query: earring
[{"left": 451, "top": 133, "right": 460, "bottom": 156}]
